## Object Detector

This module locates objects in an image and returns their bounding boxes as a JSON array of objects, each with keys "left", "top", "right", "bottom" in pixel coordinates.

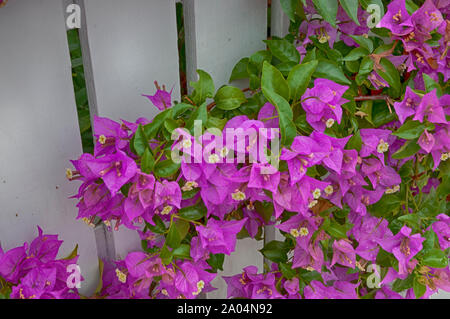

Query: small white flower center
[
  {"left": 208, "top": 154, "right": 220, "bottom": 164},
  {"left": 98, "top": 135, "right": 107, "bottom": 145},
  {"left": 377, "top": 139, "right": 389, "bottom": 153},
  {"left": 324, "top": 185, "right": 334, "bottom": 195},
  {"left": 325, "top": 118, "right": 335, "bottom": 128},
  {"left": 115, "top": 268, "right": 127, "bottom": 283},
  {"left": 312, "top": 188, "right": 321, "bottom": 199},
  {"left": 231, "top": 190, "right": 246, "bottom": 201},
  {"left": 290, "top": 229, "right": 300, "bottom": 238},
  {"left": 161, "top": 206, "right": 173, "bottom": 215},
  {"left": 182, "top": 139, "right": 192, "bottom": 149}
]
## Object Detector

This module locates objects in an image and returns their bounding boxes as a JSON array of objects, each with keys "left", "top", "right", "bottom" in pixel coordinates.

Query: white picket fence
[
  {"left": 0, "top": 0, "right": 289, "bottom": 298},
  {"left": 1, "top": 0, "right": 448, "bottom": 299}
]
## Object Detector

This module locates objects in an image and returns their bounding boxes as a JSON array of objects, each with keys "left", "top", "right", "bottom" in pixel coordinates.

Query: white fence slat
[
  {"left": 0, "top": 0, "right": 99, "bottom": 294},
  {"left": 78, "top": 0, "right": 181, "bottom": 260},
  {"left": 183, "top": 0, "right": 268, "bottom": 298},
  {"left": 270, "top": 0, "right": 290, "bottom": 37},
  {"left": 184, "top": 0, "right": 268, "bottom": 90}
]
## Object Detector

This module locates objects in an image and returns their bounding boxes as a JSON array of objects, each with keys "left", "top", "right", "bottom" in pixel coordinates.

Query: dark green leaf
[
  {"left": 207, "top": 253, "right": 225, "bottom": 272},
  {"left": 260, "top": 240, "right": 290, "bottom": 263},
  {"left": 343, "top": 47, "right": 370, "bottom": 61},
  {"left": 413, "top": 276, "right": 427, "bottom": 299},
  {"left": 173, "top": 244, "right": 191, "bottom": 259},
  {"left": 264, "top": 39, "right": 300, "bottom": 64},
  {"left": 339, "top": 0, "right": 360, "bottom": 25},
  {"left": 287, "top": 60, "right": 318, "bottom": 101},
  {"left": 261, "top": 87, "right": 296, "bottom": 146},
  {"left": 178, "top": 205, "right": 206, "bottom": 221},
  {"left": 154, "top": 159, "right": 180, "bottom": 178},
  {"left": 392, "top": 121, "right": 425, "bottom": 140},
  {"left": 146, "top": 215, "right": 167, "bottom": 234},
  {"left": 422, "top": 248, "right": 449, "bottom": 268},
  {"left": 391, "top": 140, "right": 421, "bottom": 159},
  {"left": 313, "top": 59, "right": 351, "bottom": 85},
  {"left": 229, "top": 57, "right": 249, "bottom": 82},
  {"left": 376, "top": 58, "right": 401, "bottom": 97},
  {"left": 141, "top": 148, "right": 155, "bottom": 174},
  {"left": 190, "top": 70, "right": 215, "bottom": 105},
  {"left": 214, "top": 86, "right": 247, "bottom": 110},
  {"left": 311, "top": 0, "right": 338, "bottom": 27},
  {"left": 261, "top": 61, "right": 290, "bottom": 100}
]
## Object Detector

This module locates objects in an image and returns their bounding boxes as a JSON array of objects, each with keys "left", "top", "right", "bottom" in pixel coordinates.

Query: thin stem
[{"left": 354, "top": 95, "right": 390, "bottom": 101}]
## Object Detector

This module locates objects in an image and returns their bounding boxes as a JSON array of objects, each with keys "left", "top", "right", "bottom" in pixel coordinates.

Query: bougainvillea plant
[
  {"left": 2, "top": 0, "right": 448, "bottom": 299},
  {"left": 0, "top": 227, "right": 82, "bottom": 299},
  {"left": 68, "top": 0, "right": 449, "bottom": 299}
]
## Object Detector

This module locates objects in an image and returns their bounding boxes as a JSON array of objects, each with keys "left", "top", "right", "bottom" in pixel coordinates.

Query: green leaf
[
  {"left": 343, "top": 47, "right": 370, "bottom": 61},
  {"left": 392, "top": 274, "right": 414, "bottom": 292},
  {"left": 358, "top": 56, "right": 374, "bottom": 75},
  {"left": 368, "top": 194, "right": 401, "bottom": 217},
  {"left": 397, "top": 214, "right": 421, "bottom": 229},
  {"left": 280, "top": 263, "right": 296, "bottom": 280},
  {"left": 206, "top": 116, "right": 228, "bottom": 131},
  {"left": 214, "top": 86, "right": 247, "bottom": 110},
  {"left": 144, "top": 108, "right": 172, "bottom": 139},
  {"left": 280, "top": 0, "right": 298, "bottom": 21},
  {"left": 154, "top": 159, "right": 180, "bottom": 178},
  {"left": 422, "top": 248, "right": 449, "bottom": 268},
  {"left": 346, "top": 130, "right": 362, "bottom": 151},
  {"left": 133, "top": 124, "right": 149, "bottom": 156},
  {"left": 375, "top": 58, "right": 401, "bottom": 97},
  {"left": 413, "top": 276, "right": 427, "bottom": 299},
  {"left": 392, "top": 121, "right": 425, "bottom": 140},
  {"left": 261, "top": 61, "right": 290, "bottom": 101},
  {"left": 160, "top": 244, "right": 173, "bottom": 265},
  {"left": 287, "top": 60, "right": 318, "bottom": 101},
  {"left": 349, "top": 35, "right": 373, "bottom": 52},
  {"left": 260, "top": 240, "right": 290, "bottom": 263},
  {"left": 248, "top": 50, "right": 272, "bottom": 75},
  {"left": 261, "top": 87, "right": 296, "bottom": 146},
  {"left": 166, "top": 219, "right": 190, "bottom": 249},
  {"left": 178, "top": 205, "right": 206, "bottom": 221},
  {"left": 185, "top": 102, "right": 207, "bottom": 131},
  {"left": 164, "top": 118, "right": 179, "bottom": 134},
  {"left": 311, "top": 0, "right": 338, "bottom": 27},
  {"left": 207, "top": 253, "right": 225, "bottom": 272},
  {"left": 323, "top": 220, "right": 352, "bottom": 239},
  {"left": 423, "top": 73, "right": 442, "bottom": 97},
  {"left": 172, "top": 244, "right": 191, "bottom": 259},
  {"left": 264, "top": 39, "right": 300, "bottom": 64},
  {"left": 339, "top": 0, "right": 359, "bottom": 25},
  {"left": 391, "top": 140, "right": 421, "bottom": 159},
  {"left": 190, "top": 69, "right": 215, "bottom": 105},
  {"left": 141, "top": 148, "right": 155, "bottom": 174},
  {"left": 229, "top": 57, "right": 249, "bottom": 82},
  {"left": 313, "top": 59, "right": 351, "bottom": 85},
  {"left": 63, "top": 244, "right": 79, "bottom": 260},
  {"left": 146, "top": 215, "right": 166, "bottom": 234},
  {"left": 422, "top": 230, "right": 437, "bottom": 252},
  {"left": 172, "top": 102, "right": 193, "bottom": 118}
]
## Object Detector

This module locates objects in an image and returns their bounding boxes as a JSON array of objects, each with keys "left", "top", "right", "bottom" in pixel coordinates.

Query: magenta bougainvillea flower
[
  {"left": 60, "top": 0, "right": 450, "bottom": 301},
  {"left": 0, "top": 227, "right": 81, "bottom": 299},
  {"left": 196, "top": 218, "right": 247, "bottom": 255},
  {"left": 380, "top": 226, "right": 425, "bottom": 275},
  {"left": 142, "top": 84, "right": 173, "bottom": 111},
  {"left": 377, "top": 0, "right": 414, "bottom": 35},
  {"left": 301, "top": 79, "right": 349, "bottom": 131}
]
